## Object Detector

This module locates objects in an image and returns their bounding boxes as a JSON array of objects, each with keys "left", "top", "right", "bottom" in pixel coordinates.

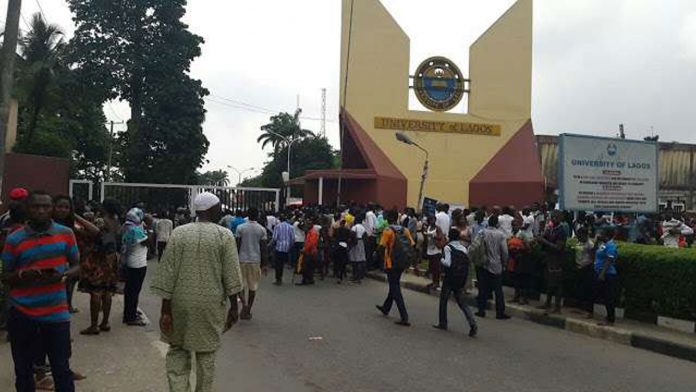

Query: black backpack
[
  {"left": 390, "top": 227, "right": 415, "bottom": 270},
  {"left": 446, "top": 244, "right": 470, "bottom": 288}
]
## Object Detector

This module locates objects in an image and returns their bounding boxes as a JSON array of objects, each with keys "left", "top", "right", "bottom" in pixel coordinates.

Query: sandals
[
  {"left": 35, "top": 375, "right": 54, "bottom": 391},
  {"left": 80, "top": 327, "right": 100, "bottom": 336}
]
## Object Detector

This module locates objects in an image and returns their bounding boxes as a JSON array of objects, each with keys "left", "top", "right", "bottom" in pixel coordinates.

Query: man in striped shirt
[
  {"left": 1, "top": 191, "right": 80, "bottom": 392},
  {"left": 271, "top": 214, "right": 295, "bottom": 285}
]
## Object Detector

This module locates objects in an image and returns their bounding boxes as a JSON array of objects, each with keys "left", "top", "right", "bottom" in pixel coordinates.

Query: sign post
[{"left": 559, "top": 134, "right": 658, "bottom": 213}]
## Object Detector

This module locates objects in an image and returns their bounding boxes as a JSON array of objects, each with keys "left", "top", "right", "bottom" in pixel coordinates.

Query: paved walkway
[{"left": 367, "top": 269, "right": 696, "bottom": 363}]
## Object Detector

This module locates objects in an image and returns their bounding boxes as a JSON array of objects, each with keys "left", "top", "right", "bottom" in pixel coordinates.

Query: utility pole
[
  {"left": 106, "top": 120, "right": 125, "bottom": 181},
  {"left": 0, "top": 0, "right": 23, "bottom": 196},
  {"left": 320, "top": 88, "right": 327, "bottom": 137}
]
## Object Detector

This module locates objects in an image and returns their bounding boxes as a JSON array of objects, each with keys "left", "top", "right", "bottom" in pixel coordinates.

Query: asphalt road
[{"left": 137, "top": 265, "right": 696, "bottom": 392}]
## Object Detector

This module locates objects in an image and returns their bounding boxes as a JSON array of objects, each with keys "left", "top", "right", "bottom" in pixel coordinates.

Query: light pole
[
  {"left": 226, "top": 165, "right": 256, "bottom": 186},
  {"left": 396, "top": 132, "right": 429, "bottom": 212},
  {"left": 264, "top": 131, "right": 298, "bottom": 206}
]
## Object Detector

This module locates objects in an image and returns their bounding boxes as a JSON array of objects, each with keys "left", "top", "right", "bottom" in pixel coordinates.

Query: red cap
[{"left": 9, "top": 188, "right": 29, "bottom": 201}]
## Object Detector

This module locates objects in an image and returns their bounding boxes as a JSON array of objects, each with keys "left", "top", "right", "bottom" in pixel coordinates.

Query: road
[{"left": 136, "top": 266, "right": 695, "bottom": 392}]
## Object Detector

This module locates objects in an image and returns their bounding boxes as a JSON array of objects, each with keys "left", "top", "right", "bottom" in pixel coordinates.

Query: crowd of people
[{"left": 1, "top": 186, "right": 693, "bottom": 392}]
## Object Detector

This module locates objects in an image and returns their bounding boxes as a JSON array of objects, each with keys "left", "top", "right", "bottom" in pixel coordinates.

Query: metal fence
[{"left": 69, "top": 180, "right": 281, "bottom": 213}]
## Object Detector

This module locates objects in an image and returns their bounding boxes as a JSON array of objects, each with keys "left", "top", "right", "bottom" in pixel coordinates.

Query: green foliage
[
  {"left": 257, "top": 110, "right": 314, "bottom": 154},
  {"left": 196, "top": 170, "right": 230, "bottom": 187},
  {"left": 11, "top": 13, "right": 111, "bottom": 182},
  {"left": 252, "top": 136, "right": 336, "bottom": 190},
  {"left": 524, "top": 242, "right": 696, "bottom": 321},
  {"left": 67, "top": 0, "right": 209, "bottom": 184},
  {"left": 616, "top": 243, "right": 696, "bottom": 321}
]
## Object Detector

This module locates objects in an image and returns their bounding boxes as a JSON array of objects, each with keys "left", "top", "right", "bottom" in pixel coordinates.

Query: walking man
[
  {"left": 376, "top": 210, "right": 414, "bottom": 327},
  {"left": 475, "top": 215, "right": 510, "bottom": 320},
  {"left": 2, "top": 191, "right": 80, "bottom": 392},
  {"left": 235, "top": 207, "right": 267, "bottom": 320},
  {"left": 151, "top": 192, "right": 242, "bottom": 392},
  {"left": 271, "top": 214, "right": 294, "bottom": 285}
]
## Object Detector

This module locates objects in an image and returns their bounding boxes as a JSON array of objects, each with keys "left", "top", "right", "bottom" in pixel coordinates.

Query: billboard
[{"left": 559, "top": 134, "right": 658, "bottom": 213}]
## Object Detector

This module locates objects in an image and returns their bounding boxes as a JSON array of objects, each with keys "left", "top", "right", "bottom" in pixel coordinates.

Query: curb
[{"left": 366, "top": 271, "right": 696, "bottom": 364}]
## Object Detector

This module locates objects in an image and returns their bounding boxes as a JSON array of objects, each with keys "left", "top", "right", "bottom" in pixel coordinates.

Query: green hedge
[
  {"left": 615, "top": 243, "right": 696, "bottom": 321},
  {"left": 523, "top": 242, "right": 696, "bottom": 321}
]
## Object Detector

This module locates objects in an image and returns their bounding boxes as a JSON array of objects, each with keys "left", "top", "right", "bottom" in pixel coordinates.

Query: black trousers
[
  {"left": 439, "top": 280, "right": 477, "bottom": 329},
  {"left": 477, "top": 270, "right": 506, "bottom": 317},
  {"left": 595, "top": 274, "right": 618, "bottom": 323},
  {"left": 366, "top": 236, "right": 377, "bottom": 270},
  {"left": 8, "top": 308, "right": 74, "bottom": 392},
  {"left": 351, "top": 262, "right": 366, "bottom": 281},
  {"left": 302, "top": 254, "right": 316, "bottom": 284},
  {"left": 577, "top": 266, "right": 595, "bottom": 312},
  {"left": 334, "top": 247, "right": 348, "bottom": 281},
  {"left": 123, "top": 266, "right": 147, "bottom": 323},
  {"left": 382, "top": 269, "right": 409, "bottom": 322},
  {"left": 274, "top": 251, "right": 289, "bottom": 281},
  {"left": 291, "top": 242, "right": 304, "bottom": 270}
]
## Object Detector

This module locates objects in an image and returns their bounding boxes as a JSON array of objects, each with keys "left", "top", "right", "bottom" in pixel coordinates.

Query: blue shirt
[
  {"left": 594, "top": 240, "right": 618, "bottom": 275},
  {"left": 229, "top": 216, "right": 246, "bottom": 235},
  {"left": 272, "top": 221, "right": 295, "bottom": 253}
]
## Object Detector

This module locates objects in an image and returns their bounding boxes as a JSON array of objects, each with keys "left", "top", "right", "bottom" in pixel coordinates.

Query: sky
[{"left": 3, "top": 0, "right": 696, "bottom": 185}]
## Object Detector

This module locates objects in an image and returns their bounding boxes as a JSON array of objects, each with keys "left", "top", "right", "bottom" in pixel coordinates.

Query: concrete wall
[
  {"left": 340, "top": 0, "right": 534, "bottom": 207},
  {"left": 2, "top": 153, "right": 70, "bottom": 206}
]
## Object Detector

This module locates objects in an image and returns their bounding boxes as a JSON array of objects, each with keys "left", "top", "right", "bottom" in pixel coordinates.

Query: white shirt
[
  {"left": 364, "top": 211, "right": 377, "bottom": 236},
  {"left": 425, "top": 226, "right": 441, "bottom": 256},
  {"left": 155, "top": 219, "right": 174, "bottom": 243},
  {"left": 352, "top": 223, "right": 367, "bottom": 239},
  {"left": 498, "top": 214, "right": 514, "bottom": 238},
  {"left": 126, "top": 242, "right": 148, "bottom": 268},
  {"left": 522, "top": 214, "right": 535, "bottom": 237},
  {"left": 661, "top": 219, "right": 693, "bottom": 248},
  {"left": 266, "top": 215, "right": 278, "bottom": 232},
  {"left": 293, "top": 221, "right": 306, "bottom": 243},
  {"left": 435, "top": 212, "right": 450, "bottom": 237}
]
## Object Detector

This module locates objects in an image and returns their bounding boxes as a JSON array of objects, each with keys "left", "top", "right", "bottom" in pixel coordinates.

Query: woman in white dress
[{"left": 349, "top": 214, "right": 368, "bottom": 283}]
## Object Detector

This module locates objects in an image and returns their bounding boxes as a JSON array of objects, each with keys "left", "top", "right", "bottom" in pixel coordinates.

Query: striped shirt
[
  {"left": 2, "top": 222, "right": 79, "bottom": 323},
  {"left": 272, "top": 221, "right": 295, "bottom": 253}
]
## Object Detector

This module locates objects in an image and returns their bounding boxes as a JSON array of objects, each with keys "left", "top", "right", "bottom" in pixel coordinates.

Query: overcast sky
[{"left": 3, "top": 0, "right": 696, "bottom": 184}]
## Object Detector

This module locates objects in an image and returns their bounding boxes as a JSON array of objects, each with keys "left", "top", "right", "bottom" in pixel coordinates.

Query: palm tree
[
  {"left": 257, "top": 109, "right": 315, "bottom": 155},
  {"left": 17, "top": 13, "right": 65, "bottom": 140}
]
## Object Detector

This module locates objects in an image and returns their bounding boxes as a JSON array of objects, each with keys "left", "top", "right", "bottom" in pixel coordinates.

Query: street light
[
  {"left": 226, "top": 165, "right": 256, "bottom": 186},
  {"left": 395, "top": 132, "right": 429, "bottom": 212},
  {"left": 264, "top": 130, "right": 299, "bottom": 206}
]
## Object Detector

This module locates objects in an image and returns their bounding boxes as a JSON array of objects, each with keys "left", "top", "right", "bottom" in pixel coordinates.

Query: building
[
  {"left": 538, "top": 135, "right": 696, "bottom": 212},
  {"left": 290, "top": 0, "right": 543, "bottom": 209}
]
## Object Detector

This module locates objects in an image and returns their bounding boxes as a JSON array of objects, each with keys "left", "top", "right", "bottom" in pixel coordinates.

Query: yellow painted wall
[{"left": 340, "top": 0, "right": 533, "bottom": 208}]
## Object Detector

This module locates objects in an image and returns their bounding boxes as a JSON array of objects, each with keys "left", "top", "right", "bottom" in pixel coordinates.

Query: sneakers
[{"left": 469, "top": 325, "right": 478, "bottom": 338}]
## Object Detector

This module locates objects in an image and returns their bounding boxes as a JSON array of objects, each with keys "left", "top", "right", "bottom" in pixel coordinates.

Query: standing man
[
  {"left": 475, "top": 215, "right": 510, "bottom": 320},
  {"left": 156, "top": 211, "right": 174, "bottom": 261},
  {"left": 594, "top": 227, "right": 619, "bottom": 326},
  {"left": 435, "top": 204, "right": 451, "bottom": 236},
  {"left": 364, "top": 204, "right": 378, "bottom": 270},
  {"left": 152, "top": 192, "right": 242, "bottom": 392},
  {"left": 271, "top": 214, "right": 294, "bottom": 285},
  {"left": 235, "top": 208, "right": 267, "bottom": 320},
  {"left": 376, "top": 210, "right": 414, "bottom": 327},
  {"left": 2, "top": 191, "right": 80, "bottom": 392}
]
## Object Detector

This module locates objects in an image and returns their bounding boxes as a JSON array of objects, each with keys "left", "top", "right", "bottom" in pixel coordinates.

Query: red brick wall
[{"left": 2, "top": 153, "right": 70, "bottom": 206}]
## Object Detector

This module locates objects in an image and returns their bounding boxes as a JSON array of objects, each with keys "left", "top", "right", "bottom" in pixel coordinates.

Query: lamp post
[
  {"left": 264, "top": 131, "right": 298, "bottom": 206},
  {"left": 226, "top": 166, "right": 256, "bottom": 186},
  {"left": 395, "top": 132, "right": 429, "bottom": 212}
]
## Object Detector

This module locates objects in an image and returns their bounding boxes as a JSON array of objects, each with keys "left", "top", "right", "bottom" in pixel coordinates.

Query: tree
[
  {"left": 196, "top": 170, "right": 229, "bottom": 187},
  {"left": 10, "top": 13, "right": 112, "bottom": 183},
  {"left": 243, "top": 135, "right": 337, "bottom": 190},
  {"left": 257, "top": 109, "right": 314, "bottom": 155},
  {"left": 16, "top": 14, "right": 65, "bottom": 141},
  {"left": 67, "top": 0, "right": 209, "bottom": 184}
]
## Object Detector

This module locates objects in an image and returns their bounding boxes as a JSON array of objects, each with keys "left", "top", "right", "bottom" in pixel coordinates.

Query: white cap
[{"left": 193, "top": 192, "right": 220, "bottom": 212}]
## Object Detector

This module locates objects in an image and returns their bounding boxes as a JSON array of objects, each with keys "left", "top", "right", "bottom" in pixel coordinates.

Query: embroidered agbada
[{"left": 151, "top": 222, "right": 242, "bottom": 352}]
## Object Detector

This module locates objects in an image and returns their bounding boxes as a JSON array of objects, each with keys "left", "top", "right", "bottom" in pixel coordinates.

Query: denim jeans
[
  {"left": 439, "top": 280, "right": 477, "bottom": 329},
  {"left": 8, "top": 308, "right": 74, "bottom": 392},
  {"left": 382, "top": 269, "right": 409, "bottom": 322},
  {"left": 274, "top": 251, "right": 289, "bottom": 282}
]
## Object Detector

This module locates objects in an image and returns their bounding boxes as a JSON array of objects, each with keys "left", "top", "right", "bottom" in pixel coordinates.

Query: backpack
[
  {"left": 446, "top": 245, "right": 470, "bottom": 288},
  {"left": 468, "top": 231, "right": 487, "bottom": 268},
  {"left": 390, "top": 227, "right": 416, "bottom": 270}
]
